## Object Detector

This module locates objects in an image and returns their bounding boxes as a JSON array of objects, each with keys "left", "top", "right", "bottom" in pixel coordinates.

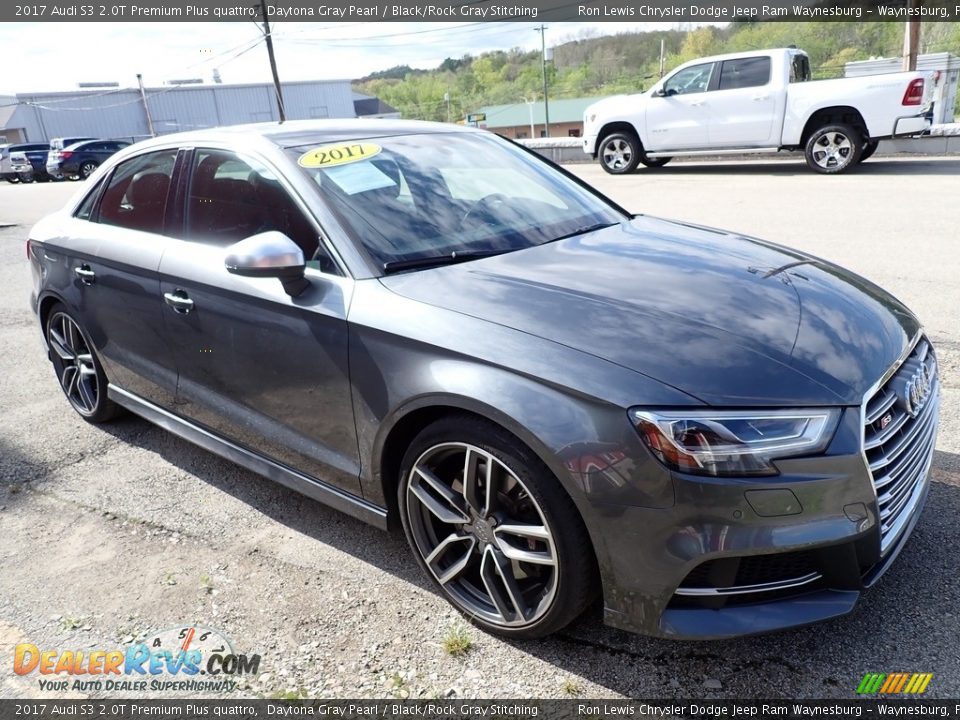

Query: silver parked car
[{"left": 28, "top": 120, "right": 939, "bottom": 639}]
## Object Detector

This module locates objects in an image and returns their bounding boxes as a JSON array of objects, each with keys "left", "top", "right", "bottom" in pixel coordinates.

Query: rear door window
[
  {"left": 718, "top": 57, "right": 772, "bottom": 91},
  {"left": 97, "top": 150, "right": 177, "bottom": 235}
]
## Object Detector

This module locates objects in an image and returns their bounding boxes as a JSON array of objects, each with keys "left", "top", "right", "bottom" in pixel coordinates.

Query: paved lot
[{"left": 1, "top": 158, "right": 959, "bottom": 700}]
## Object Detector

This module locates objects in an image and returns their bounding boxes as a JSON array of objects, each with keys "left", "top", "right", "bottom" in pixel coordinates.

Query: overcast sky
[{"left": 4, "top": 22, "right": 696, "bottom": 94}]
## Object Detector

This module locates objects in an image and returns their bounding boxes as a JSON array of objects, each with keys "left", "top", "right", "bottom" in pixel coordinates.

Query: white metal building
[{"left": 0, "top": 79, "right": 356, "bottom": 143}]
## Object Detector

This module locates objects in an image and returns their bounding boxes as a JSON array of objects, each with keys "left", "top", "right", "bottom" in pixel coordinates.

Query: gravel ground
[{"left": 1, "top": 159, "right": 959, "bottom": 700}]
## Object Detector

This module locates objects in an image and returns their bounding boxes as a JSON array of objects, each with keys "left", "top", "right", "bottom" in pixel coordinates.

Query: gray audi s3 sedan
[{"left": 28, "top": 120, "right": 939, "bottom": 639}]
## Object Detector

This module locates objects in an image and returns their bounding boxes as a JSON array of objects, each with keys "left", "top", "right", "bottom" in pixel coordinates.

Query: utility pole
[
  {"left": 136, "top": 73, "right": 156, "bottom": 138},
  {"left": 444, "top": 92, "right": 451, "bottom": 123},
  {"left": 535, "top": 25, "right": 550, "bottom": 138},
  {"left": 902, "top": 0, "right": 922, "bottom": 71},
  {"left": 659, "top": 38, "right": 666, "bottom": 78},
  {"left": 259, "top": 0, "right": 286, "bottom": 122}
]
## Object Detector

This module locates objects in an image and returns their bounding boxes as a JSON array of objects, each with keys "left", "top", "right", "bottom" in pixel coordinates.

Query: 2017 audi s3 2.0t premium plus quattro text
[{"left": 28, "top": 120, "right": 940, "bottom": 640}]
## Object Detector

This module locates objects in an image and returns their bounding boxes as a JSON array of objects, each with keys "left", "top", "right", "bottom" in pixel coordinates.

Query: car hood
[{"left": 380, "top": 217, "right": 919, "bottom": 406}]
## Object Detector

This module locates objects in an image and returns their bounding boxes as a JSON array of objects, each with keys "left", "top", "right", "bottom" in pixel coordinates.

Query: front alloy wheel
[
  {"left": 599, "top": 132, "right": 641, "bottom": 174},
  {"left": 46, "top": 306, "right": 121, "bottom": 423},
  {"left": 399, "top": 418, "right": 596, "bottom": 638}
]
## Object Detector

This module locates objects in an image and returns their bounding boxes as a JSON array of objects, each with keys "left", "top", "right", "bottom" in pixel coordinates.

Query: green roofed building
[{"left": 472, "top": 97, "right": 607, "bottom": 140}]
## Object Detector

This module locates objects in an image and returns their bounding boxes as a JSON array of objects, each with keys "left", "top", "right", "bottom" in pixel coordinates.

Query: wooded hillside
[{"left": 354, "top": 22, "right": 960, "bottom": 121}]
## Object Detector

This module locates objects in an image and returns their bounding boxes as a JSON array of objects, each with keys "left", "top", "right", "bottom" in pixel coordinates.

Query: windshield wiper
[
  {"left": 382, "top": 249, "right": 506, "bottom": 274},
  {"left": 545, "top": 221, "right": 620, "bottom": 244}
]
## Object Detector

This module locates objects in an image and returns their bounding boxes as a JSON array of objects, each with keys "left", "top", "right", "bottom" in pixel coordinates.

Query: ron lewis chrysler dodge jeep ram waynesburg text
[{"left": 28, "top": 120, "right": 940, "bottom": 639}]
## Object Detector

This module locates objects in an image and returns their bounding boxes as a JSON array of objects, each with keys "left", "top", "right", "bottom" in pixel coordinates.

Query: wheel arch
[
  {"left": 376, "top": 395, "right": 579, "bottom": 518},
  {"left": 800, "top": 106, "right": 869, "bottom": 147},
  {"left": 37, "top": 290, "right": 67, "bottom": 336},
  {"left": 595, "top": 121, "right": 643, "bottom": 157}
]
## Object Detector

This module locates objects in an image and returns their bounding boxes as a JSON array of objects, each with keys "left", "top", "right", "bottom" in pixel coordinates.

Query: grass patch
[{"left": 441, "top": 622, "right": 473, "bottom": 656}]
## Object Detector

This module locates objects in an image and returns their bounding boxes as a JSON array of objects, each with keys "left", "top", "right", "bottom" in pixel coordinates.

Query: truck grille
[{"left": 863, "top": 336, "right": 939, "bottom": 555}]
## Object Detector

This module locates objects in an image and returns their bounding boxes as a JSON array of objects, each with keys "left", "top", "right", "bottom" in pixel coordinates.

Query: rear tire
[
  {"left": 398, "top": 415, "right": 597, "bottom": 639},
  {"left": 79, "top": 161, "right": 98, "bottom": 179},
  {"left": 5, "top": 176, "right": 19, "bottom": 184},
  {"left": 45, "top": 303, "right": 123, "bottom": 423},
  {"left": 640, "top": 156, "right": 672, "bottom": 168},
  {"left": 804, "top": 124, "right": 863, "bottom": 174},
  {"left": 858, "top": 141, "right": 878, "bottom": 163},
  {"left": 18, "top": 173, "right": 33, "bottom": 183}
]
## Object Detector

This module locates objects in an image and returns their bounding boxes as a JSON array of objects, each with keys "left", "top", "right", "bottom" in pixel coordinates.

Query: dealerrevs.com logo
[{"left": 13, "top": 625, "right": 260, "bottom": 693}]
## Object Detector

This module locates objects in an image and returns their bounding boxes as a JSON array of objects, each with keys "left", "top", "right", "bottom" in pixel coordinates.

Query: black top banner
[{"left": 7, "top": 0, "right": 960, "bottom": 22}]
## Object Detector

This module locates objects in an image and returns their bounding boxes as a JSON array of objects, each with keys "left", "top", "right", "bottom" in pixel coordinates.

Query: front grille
[{"left": 863, "top": 336, "right": 940, "bottom": 554}]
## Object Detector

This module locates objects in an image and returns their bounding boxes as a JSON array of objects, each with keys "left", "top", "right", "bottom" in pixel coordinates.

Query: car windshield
[{"left": 288, "top": 132, "right": 624, "bottom": 272}]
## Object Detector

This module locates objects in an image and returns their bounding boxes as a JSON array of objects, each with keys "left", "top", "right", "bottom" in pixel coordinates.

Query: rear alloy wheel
[
  {"left": 599, "top": 132, "right": 641, "bottom": 174},
  {"left": 805, "top": 124, "right": 863, "bottom": 174},
  {"left": 46, "top": 305, "right": 122, "bottom": 423},
  {"left": 79, "top": 161, "right": 98, "bottom": 179},
  {"left": 399, "top": 417, "right": 596, "bottom": 638}
]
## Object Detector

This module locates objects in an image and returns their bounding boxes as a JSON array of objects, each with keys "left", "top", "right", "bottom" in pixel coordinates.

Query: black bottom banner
[{"left": 4, "top": 700, "right": 960, "bottom": 720}]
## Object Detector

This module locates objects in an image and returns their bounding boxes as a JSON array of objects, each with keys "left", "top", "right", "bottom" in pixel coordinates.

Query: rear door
[
  {"left": 158, "top": 147, "right": 362, "bottom": 495},
  {"left": 645, "top": 62, "right": 715, "bottom": 151},
  {"left": 67, "top": 148, "right": 182, "bottom": 407},
  {"left": 707, "top": 56, "right": 778, "bottom": 147}
]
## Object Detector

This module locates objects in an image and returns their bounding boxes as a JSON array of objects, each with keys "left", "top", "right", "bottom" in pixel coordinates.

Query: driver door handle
[
  {"left": 74, "top": 265, "right": 95, "bottom": 284},
  {"left": 690, "top": 100, "right": 706, "bottom": 107},
  {"left": 163, "top": 290, "right": 194, "bottom": 314}
]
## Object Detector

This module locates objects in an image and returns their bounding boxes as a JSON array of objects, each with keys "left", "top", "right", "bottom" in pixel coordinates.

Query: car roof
[
  {"left": 66, "top": 139, "right": 126, "bottom": 150},
  {"left": 127, "top": 118, "right": 478, "bottom": 153}
]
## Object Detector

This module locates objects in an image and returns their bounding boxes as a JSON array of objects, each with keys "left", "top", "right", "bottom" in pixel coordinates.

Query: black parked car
[
  {"left": 47, "top": 139, "right": 131, "bottom": 180},
  {"left": 28, "top": 120, "right": 940, "bottom": 640}
]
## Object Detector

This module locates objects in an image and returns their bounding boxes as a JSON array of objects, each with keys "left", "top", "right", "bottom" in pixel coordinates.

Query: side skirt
[{"left": 108, "top": 385, "right": 389, "bottom": 530}]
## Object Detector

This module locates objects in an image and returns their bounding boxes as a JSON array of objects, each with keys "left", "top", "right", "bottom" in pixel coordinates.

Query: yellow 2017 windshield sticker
[{"left": 298, "top": 142, "right": 382, "bottom": 168}]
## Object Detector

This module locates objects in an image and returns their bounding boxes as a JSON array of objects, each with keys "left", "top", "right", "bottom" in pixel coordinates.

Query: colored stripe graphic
[{"left": 857, "top": 672, "right": 933, "bottom": 695}]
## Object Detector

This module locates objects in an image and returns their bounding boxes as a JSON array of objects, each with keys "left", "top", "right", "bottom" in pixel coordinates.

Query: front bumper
[
  {"left": 589, "top": 406, "right": 934, "bottom": 639},
  {"left": 583, "top": 133, "right": 599, "bottom": 157}
]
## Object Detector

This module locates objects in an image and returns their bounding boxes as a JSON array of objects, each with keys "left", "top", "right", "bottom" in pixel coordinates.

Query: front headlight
[{"left": 630, "top": 408, "right": 840, "bottom": 477}]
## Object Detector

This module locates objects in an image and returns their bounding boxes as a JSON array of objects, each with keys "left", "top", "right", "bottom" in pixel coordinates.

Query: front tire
[
  {"left": 398, "top": 416, "right": 597, "bottom": 639},
  {"left": 18, "top": 172, "right": 34, "bottom": 183},
  {"left": 598, "top": 132, "right": 641, "bottom": 174},
  {"left": 805, "top": 124, "right": 863, "bottom": 174},
  {"left": 45, "top": 304, "right": 123, "bottom": 423}
]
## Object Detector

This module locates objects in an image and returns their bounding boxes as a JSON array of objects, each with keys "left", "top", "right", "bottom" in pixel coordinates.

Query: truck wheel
[
  {"left": 640, "top": 156, "right": 672, "bottom": 168},
  {"left": 805, "top": 124, "right": 863, "bottom": 174},
  {"left": 599, "top": 132, "right": 641, "bottom": 174},
  {"left": 858, "top": 141, "right": 878, "bottom": 163}
]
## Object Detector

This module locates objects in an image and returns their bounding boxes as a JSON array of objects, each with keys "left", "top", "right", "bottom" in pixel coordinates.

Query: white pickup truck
[{"left": 582, "top": 47, "right": 934, "bottom": 174}]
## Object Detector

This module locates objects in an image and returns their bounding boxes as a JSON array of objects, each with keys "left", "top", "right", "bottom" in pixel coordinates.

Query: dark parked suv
[
  {"left": 27, "top": 120, "right": 940, "bottom": 640},
  {"left": 47, "top": 139, "right": 131, "bottom": 180}
]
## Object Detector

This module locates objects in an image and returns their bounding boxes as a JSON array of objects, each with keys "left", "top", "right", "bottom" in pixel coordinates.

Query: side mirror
[
  {"left": 653, "top": 87, "right": 666, "bottom": 98},
  {"left": 225, "top": 231, "right": 309, "bottom": 297}
]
